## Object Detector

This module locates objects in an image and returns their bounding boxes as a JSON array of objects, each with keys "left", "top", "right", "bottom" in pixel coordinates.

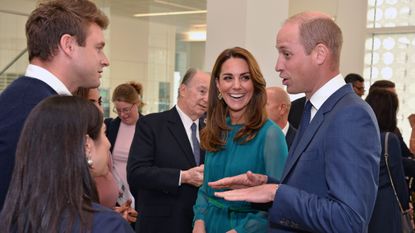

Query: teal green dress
[{"left": 193, "top": 119, "right": 288, "bottom": 233}]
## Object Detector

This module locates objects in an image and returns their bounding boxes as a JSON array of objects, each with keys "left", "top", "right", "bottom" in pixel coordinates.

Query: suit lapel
[
  {"left": 198, "top": 118, "right": 206, "bottom": 164},
  {"left": 280, "top": 84, "right": 353, "bottom": 182},
  {"left": 281, "top": 112, "right": 324, "bottom": 180},
  {"left": 166, "top": 107, "right": 197, "bottom": 166}
]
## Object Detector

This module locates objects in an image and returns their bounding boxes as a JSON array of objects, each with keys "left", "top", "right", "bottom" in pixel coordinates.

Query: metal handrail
[{"left": 0, "top": 48, "right": 28, "bottom": 76}]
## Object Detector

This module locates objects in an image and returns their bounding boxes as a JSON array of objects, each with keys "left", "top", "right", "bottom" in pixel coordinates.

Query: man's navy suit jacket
[
  {"left": 269, "top": 85, "right": 381, "bottom": 233},
  {"left": 0, "top": 77, "right": 56, "bottom": 210}
]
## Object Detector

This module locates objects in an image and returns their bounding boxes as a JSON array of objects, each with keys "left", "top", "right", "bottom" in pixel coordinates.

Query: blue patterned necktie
[
  {"left": 191, "top": 123, "right": 200, "bottom": 165},
  {"left": 296, "top": 101, "right": 312, "bottom": 140}
]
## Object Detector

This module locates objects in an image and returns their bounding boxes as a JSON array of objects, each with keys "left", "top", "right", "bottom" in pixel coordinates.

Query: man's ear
[
  {"left": 59, "top": 34, "right": 76, "bottom": 57},
  {"left": 313, "top": 43, "right": 329, "bottom": 66},
  {"left": 178, "top": 84, "right": 186, "bottom": 98},
  {"left": 280, "top": 103, "right": 288, "bottom": 115}
]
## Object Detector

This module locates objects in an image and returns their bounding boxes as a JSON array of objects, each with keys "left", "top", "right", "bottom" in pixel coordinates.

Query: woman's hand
[
  {"left": 114, "top": 199, "right": 138, "bottom": 223},
  {"left": 192, "top": 220, "right": 206, "bottom": 233}
]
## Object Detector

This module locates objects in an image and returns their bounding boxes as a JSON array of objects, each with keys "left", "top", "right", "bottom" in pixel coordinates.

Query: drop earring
[{"left": 218, "top": 92, "right": 223, "bottom": 100}]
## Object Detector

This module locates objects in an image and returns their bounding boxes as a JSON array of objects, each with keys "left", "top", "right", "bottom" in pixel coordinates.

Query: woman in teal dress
[{"left": 193, "top": 47, "right": 288, "bottom": 233}]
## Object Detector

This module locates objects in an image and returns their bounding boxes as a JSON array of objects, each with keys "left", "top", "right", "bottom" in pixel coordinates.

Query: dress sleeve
[
  {"left": 234, "top": 212, "right": 268, "bottom": 233},
  {"left": 234, "top": 124, "right": 288, "bottom": 233},
  {"left": 192, "top": 158, "right": 209, "bottom": 223},
  {"left": 263, "top": 124, "right": 288, "bottom": 180}
]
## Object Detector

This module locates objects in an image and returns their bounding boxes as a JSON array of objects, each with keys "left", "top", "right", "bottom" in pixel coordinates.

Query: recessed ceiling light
[{"left": 133, "top": 10, "right": 206, "bottom": 17}]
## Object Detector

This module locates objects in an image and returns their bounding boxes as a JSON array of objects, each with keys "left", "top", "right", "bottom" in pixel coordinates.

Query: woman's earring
[
  {"left": 218, "top": 92, "right": 223, "bottom": 100},
  {"left": 87, "top": 158, "right": 93, "bottom": 167},
  {"left": 86, "top": 151, "right": 93, "bottom": 167}
]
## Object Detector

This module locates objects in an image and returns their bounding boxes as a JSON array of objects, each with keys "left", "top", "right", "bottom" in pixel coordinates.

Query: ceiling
[
  {"left": 0, "top": 0, "right": 207, "bottom": 33},
  {"left": 106, "top": 0, "right": 207, "bottom": 33}
]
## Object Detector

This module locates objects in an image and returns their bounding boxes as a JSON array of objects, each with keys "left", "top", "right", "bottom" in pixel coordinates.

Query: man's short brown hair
[{"left": 26, "top": 0, "right": 109, "bottom": 61}]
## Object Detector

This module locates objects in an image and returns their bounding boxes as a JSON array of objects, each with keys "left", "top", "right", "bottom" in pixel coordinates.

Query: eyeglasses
[{"left": 113, "top": 104, "right": 135, "bottom": 115}]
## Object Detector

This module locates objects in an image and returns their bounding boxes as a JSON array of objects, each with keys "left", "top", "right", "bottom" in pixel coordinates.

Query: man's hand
[
  {"left": 214, "top": 184, "right": 278, "bottom": 203},
  {"left": 181, "top": 164, "right": 204, "bottom": 187},
  {"left": 208, "top": 171, "right": 268, "bottom": 190}
]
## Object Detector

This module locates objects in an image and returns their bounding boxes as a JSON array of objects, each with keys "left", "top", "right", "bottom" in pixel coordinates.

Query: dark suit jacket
[
  {"left": 0, "top": 77, "right": 56, "bottom": 210},
  {"left": 269, "top": 85, "right": 381, "bottom": 232},
  {"left": 104, "top": 117, "right": 121, "bottom": 153},
  {"left": 285, "top": 123, "right": 297, "bottom": 151},
  {"left": 368, "top": 132, "right": 408, "bottom": 233},
  {"left": 288, "top": 96, "right": 306, "bottom": 129},
  {"left": 127, "top": 107, "right": 205, "bottom": 233}
]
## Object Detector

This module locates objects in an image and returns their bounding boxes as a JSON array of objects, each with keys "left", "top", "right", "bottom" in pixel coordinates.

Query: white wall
[
  {"left": 109, "top": 15, "right": 177, "bottom": 115},
  {"left": 289, "top": 0, "right": 367, "bottom": 76},
  {"left": 205, "top": 0, "right": 289, "bottom": 87}
]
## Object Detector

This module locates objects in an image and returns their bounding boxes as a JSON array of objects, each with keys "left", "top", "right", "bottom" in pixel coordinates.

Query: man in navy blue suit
[
  {"left": 0, "top": 0, "right": 110, "bottom": 210},
  {"left": 212, "top": 12, "right": 381, "bottom": 232}
]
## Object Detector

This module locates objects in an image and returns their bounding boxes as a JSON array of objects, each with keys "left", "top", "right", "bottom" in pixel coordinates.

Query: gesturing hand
[
  {"left": 214, "top": 184, "right": 278, "bottom": 203},
  {"left": 208, "top": 171, "right": 268, "bottom": 190}
]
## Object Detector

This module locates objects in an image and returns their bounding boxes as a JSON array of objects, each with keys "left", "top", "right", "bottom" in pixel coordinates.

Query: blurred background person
[
  {"left": 266, "top": 87, "right": 297, "bottom": 150},
  {"left": 368, "top": 81, "right": 415, "bottom": 181},
  {"left": 287, "top": 96, "right": 305, "bottom": 129},
  {"left": 75, "top": 87, "right": 103, "bottom": 110},
  {"left": 0, "top": 96, "right": 133, "bottom": 233},
  {"left": 193, "top": 47, "right": 288, "bottom": 233},
  {"left": 366, "top": 88, "right": 410, "bottom": 233},
  {"left": 369, "top": 80, "right": 396, "bottom": 94},
  {"left": 344, "top": 73, "right": 365, "bottom": 97},
  {"left": 76, "top": 87, "right": 137, "bottom": 224},
  {"left": 105, "top": 82, "right": 144, "bottom": 202},
  {"left": 127, "top": 68, "right": 209, "bottom": 233}
]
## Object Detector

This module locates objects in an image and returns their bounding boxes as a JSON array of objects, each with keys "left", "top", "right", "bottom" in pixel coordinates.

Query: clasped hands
[
  {"left": 209, "top": 171, "right": 278, "bottom": 203},
  {"left": 114, "top": 199, "right": 138, "bottom": 223}
]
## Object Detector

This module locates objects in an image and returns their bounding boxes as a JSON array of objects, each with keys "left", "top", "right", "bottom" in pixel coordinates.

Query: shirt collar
[
  {"left": 176, "top": 104, "right": 199, "bottom": 129},
  {"left": 309, "top": 73, "right": 345, "bottom": 111},
  {"left": 281, "top": 122, "right": 289, "bottom": 136},
  {"left": 25, "top": 64, "right": 72, "bottom": 95}
]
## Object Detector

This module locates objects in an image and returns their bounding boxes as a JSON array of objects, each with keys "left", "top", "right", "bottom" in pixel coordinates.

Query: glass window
[{"left": 366, "top": 0, "right": 415, "bottom": 141}]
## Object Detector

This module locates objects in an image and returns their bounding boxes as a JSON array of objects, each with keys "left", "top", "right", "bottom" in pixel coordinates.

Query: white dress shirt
[
  {"left": 309, "top": 74, "right": 345, "bottom": 121},
  {"left": 25, "top": 64, "right": 71, "bottom": 95},
  {"left": 176, "top": 105, "right": 200, "bottom": 151},
  {"left": 176, "top": 105, "right": 201, "bottom": 185}
]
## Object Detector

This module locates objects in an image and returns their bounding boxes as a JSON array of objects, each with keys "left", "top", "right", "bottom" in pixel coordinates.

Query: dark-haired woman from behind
[
  {"left": 0, "top": 96, "right": 134, "bottom": 233},
  {"left": 366, "top": 88, "right": 410, "bottom": 233}
]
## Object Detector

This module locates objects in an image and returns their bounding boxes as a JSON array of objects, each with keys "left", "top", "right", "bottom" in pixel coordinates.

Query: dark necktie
[
  {"left": 191, "top": 123, "right": 200, "bottom": 165},
  {"left": 296, "top": 101, "right": 312, "bottom": 140}
]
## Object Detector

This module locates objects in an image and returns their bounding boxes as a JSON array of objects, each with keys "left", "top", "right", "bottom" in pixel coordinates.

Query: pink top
[{"left": 112, "top": 122, "right": 136, "bottom": 190}]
